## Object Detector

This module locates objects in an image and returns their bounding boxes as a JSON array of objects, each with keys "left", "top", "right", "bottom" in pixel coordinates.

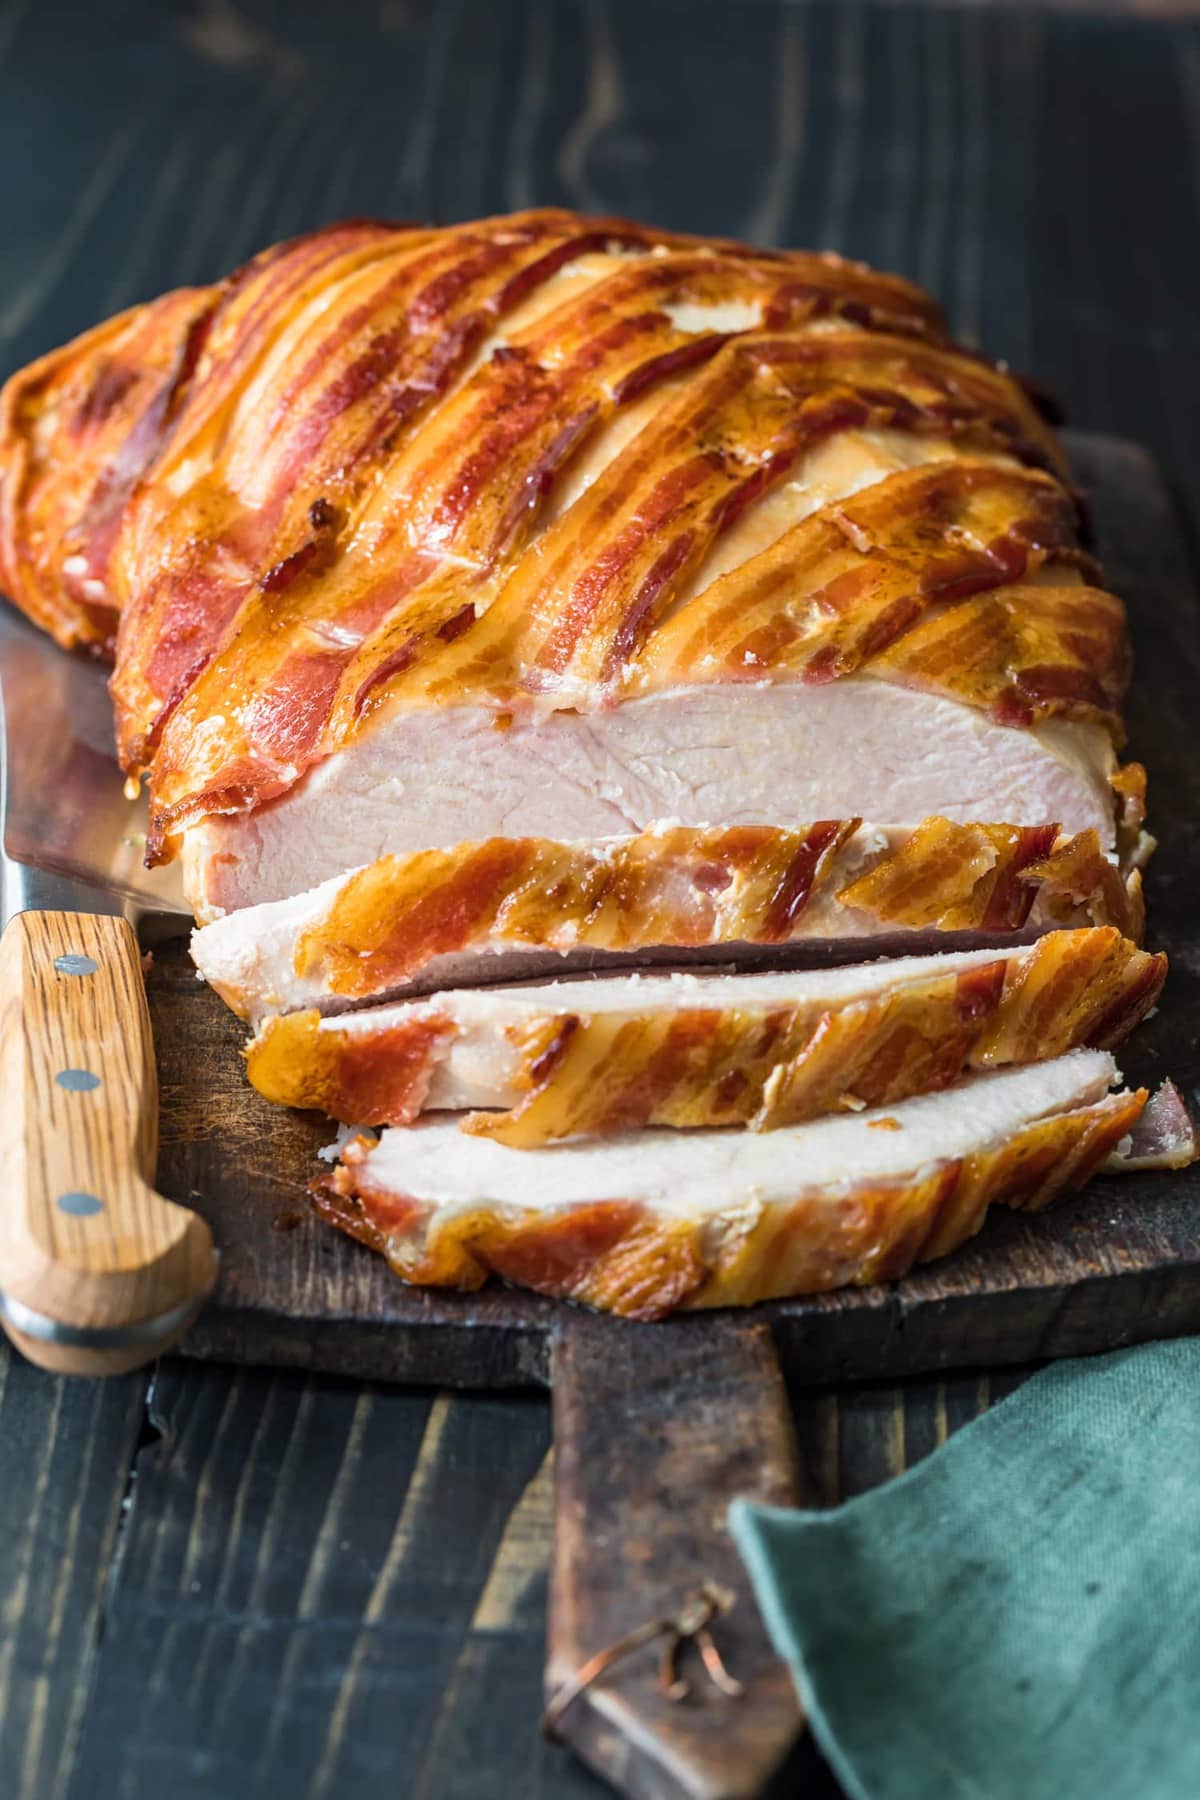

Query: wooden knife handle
[
  {"left": 547, "top": 1311, "right": 803, "bottom": 1800},
  {"left": 0, "top": 909, "right": 216, "bottom": 1375}
]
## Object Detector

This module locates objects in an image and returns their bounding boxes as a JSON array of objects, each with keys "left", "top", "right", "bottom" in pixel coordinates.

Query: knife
[{"left": 0, "top": 599, "right": 216, "bottom": 1375}]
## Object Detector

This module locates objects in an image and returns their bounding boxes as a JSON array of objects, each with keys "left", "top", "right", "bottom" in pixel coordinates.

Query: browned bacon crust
[
  {"left": 0, "top": 287, "right": 214, "bottom": 651},
  {"left": 248, "top": 1006, "right": 456, "bottom": 1123},
  {"left": 626, "top": 463, "right": 1114, "bottom": 716},
  {"left": 869, "top": 581, "right": 1129, "bottom": 740},
  {"left": 248, "top": 1008, "right": 460, "bottom": 1130},
  {"left": 272, "top": 820, "right": 854, "bottom": 1010},
  {"left": 1021, "top": 828, "right": 1147, "bottom": 941},
  {"left": 247, "top": 929, "right": 1163, "bottom": 1142},
  {"left": 312, "top": 1088, "right": 1146, "bottom": 1318},
  {"left": 0, "top": 209, "right": 1123, "bottom": 871}
]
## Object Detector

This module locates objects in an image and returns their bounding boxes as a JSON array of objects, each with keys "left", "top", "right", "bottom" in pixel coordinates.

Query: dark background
[{"left": 2, "top": 3, "right": 1199, "bottom": 1797}]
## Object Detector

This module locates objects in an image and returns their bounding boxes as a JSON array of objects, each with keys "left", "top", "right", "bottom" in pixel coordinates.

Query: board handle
[
  {"left": 546, "top": 1311, "right": 803, "bottom": 1799},
  {"left": 0, "top": 910, "right": 216, "bottom": 1375}
]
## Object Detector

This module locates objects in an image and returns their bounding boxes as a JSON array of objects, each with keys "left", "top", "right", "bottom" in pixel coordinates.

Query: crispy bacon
[
  {"left": 143, "top": 319, "right": 1062, "bottom": 856},
  {"left": 473, "top": 988, "right": 998, "bottom": 1141},
  {"left": 869, "top": 582, "right": 1129, "bottom": 739},
  {"left": 631, "top": 461, "right": 1094, "bottom": 702},
  {"left": 247, "top": 1008, "right": 457, "bottom": 1124},
  {"left": 93, "top": 225, "right": 940, "bottom": 763},
  {"left": 473, "top": 336, "right": 1065, "bottom": 698},
  {"left": 0, "top": 286, "right": 214, "bottom": 651},
  {"left": 1020, "top": 828, "right": 1146, "bottom": 940},
  {"left": 314, "top": 1085, "right": 1146, "bottom": 1318},
  {"left": 836, "top": 818, "right": 1063, "bottom": 932},
  {"left": 467, "top": 931, "right": 1162, "bottom": 1145},
  {"left": 287, "top": 822, "right": 861, "bottom": 1007}
]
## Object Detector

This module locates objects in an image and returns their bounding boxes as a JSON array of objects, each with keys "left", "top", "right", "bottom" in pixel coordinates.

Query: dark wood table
[{"left": 3, "top": 4, "right": 1199, "bottom": 1795}]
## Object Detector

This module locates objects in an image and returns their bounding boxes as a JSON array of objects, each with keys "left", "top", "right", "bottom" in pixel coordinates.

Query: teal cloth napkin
[{"left": 731, "top": 1340, "right": 1200, "bottom": 1800}]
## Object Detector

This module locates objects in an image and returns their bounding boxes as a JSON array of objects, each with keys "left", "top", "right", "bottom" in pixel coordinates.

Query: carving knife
[{"left": 0, "top": 598, "right": 215, "bottom": 1374}]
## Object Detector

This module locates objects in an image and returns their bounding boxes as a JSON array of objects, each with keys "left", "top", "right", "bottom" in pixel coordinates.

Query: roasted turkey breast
[
  {"left": 0, "top": 209, "right": 1186, "bottom": 1320},
  {"left": 0, "top": 210, "right": 1134, "bottom": 918}
]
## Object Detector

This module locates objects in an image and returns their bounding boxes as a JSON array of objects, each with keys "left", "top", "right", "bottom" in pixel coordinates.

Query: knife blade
[{"left": 0, "top": 599, "right": 215, "bottom": 1375}]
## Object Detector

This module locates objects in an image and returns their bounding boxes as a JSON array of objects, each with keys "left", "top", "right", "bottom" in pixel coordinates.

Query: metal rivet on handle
[
  {"left": 55, "top": 1068, "right": 101, "bottom": 1092},
  {"left": 54, "top": 953, "right": 98, "bottom": 977},
  {"left": 56, "top": 1192, "right": 105, "bottom": 1217}
]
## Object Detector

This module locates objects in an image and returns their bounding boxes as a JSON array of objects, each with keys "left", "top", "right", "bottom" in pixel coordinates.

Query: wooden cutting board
[
  {"left": 164, "top": 431, "right": 1200, "bottom": 1394},
  {"left": 151, "top": 433, "right": 1200, "bottom": 1800}
]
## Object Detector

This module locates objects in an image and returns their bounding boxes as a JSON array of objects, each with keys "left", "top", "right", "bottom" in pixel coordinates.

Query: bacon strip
[
  {"left": 113, "top": 219, "right": 485, "bottom": 764},
  {"left": 0, "top": 286, "right": 214, "bottom": 651},
  {"left": 314, "top": 1085, "right": 1146, "bottom": 1319},
  {"left": 630, "top": 460, "right": 1096, "bottom": 701},
  {"left": 468, "top": 930, "right": 1161, "bottom": 1144},
  {"left": 460, "top": 336, "right": 1065, "bottom": 699},
  {"left": 1020, "top": 828, "right": 1147, "bottom": 941},
  {"left": 835, "top": 818, "right": 1063, "bottom": 932},
  {"left": 871, "top": 581, "right": 1129, "bottom": 738},
  {"left": 287, "top": 820, "right": 860, "bottom": 1006},
  {"left": 248, "top": 1008, "right": 459, "bottom": 1127}
]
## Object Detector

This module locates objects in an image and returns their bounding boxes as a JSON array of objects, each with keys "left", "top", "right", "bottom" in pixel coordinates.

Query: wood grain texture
[
  {"left": 153, "top": 434, "right": 1200, "bottom": 1394},
  {"left": 0, "top": 911, "right": 215, "bottom": 1373},
  {"left": 27, "top": 1339, "right": 1021, "bottom": 1800},
  {"left": 58, "top": 1357, "right": 604, "bottom": 1800},
  {"left": 548, "top": 1316, "right": 803, "bottom": 1799},
  {"left": 0, "top": 1348, "right": 149, "bottom": 1800}
]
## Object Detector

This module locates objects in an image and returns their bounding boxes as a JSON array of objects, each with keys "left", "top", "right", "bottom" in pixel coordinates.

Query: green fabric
[{"left": 731, "top": 1341, "right": 1200, "bottom": 1800}]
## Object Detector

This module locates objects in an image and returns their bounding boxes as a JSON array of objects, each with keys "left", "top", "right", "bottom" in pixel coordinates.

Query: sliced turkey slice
[
  {"left": 192, "top": 817, "right": 1144, "bottom": 1023},
  {"left": 313, "top": 1050, "right": 1146, "bottom": 1319},
  {"left": 248, "top": 929, "right": 1163, "bottom": 1143},
  {"left": 180, "top": 682, "right": 1123, "bottom": 918}
]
